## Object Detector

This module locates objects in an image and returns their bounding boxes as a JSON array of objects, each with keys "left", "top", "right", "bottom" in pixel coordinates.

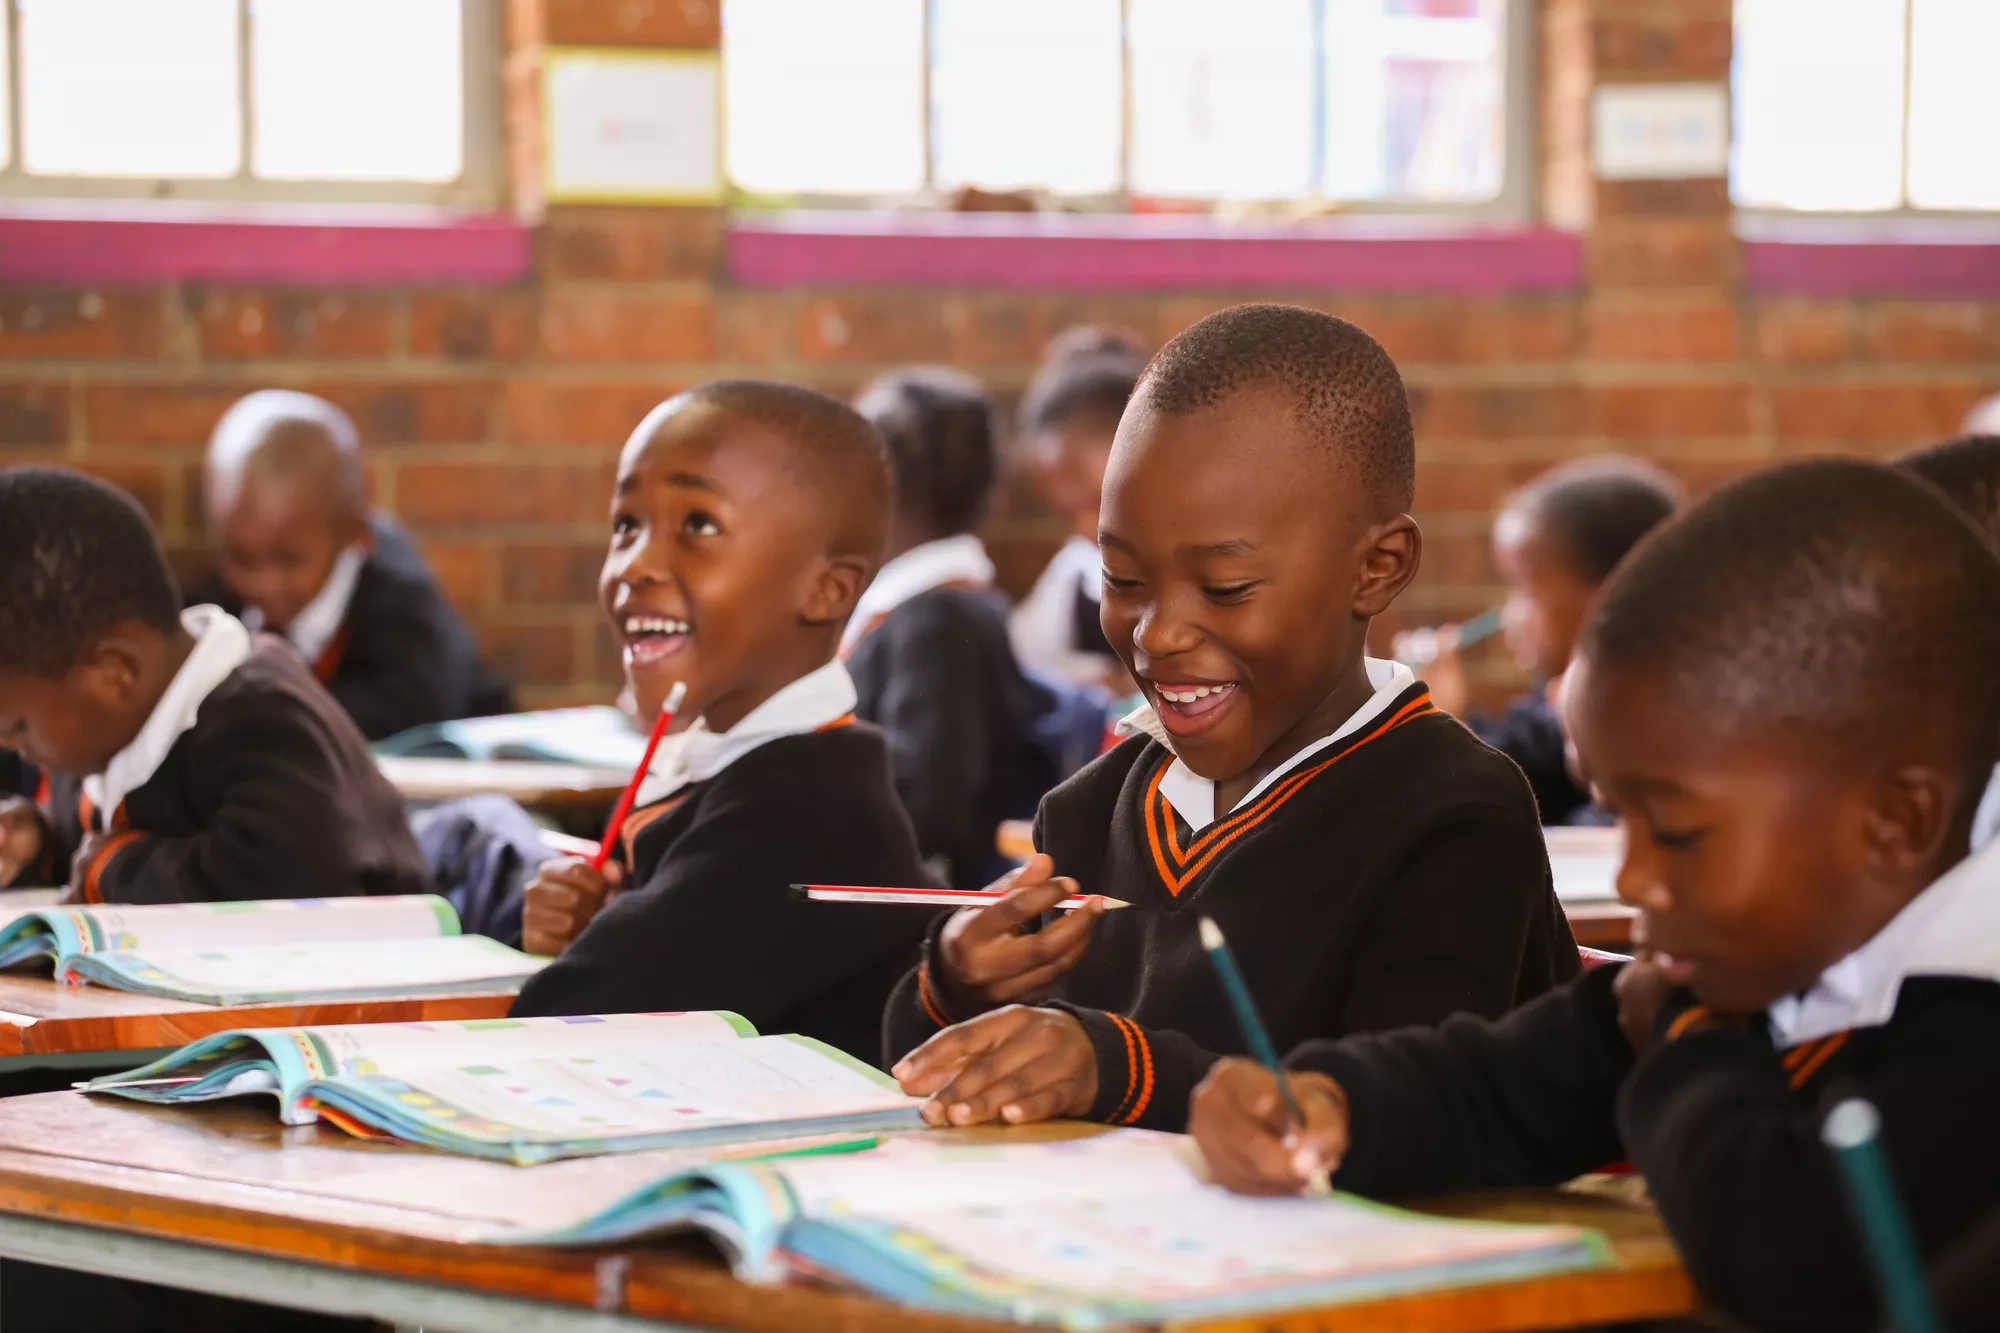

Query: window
[
  {"left": 0, "top": 0, "right": 501, "bottom": 207},
  {"left": 1733, "top": 0, "right": 2000, "bottom": 212},
  {"left": 723, "top": 0, "right": 1521, "bottom": 211}
]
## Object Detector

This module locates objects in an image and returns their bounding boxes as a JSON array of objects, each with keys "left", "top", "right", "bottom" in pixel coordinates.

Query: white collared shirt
[
  {"left": 82, "top": 606, "right": 253, "bottom": 824},
  {"left": 840, "top": 534, "right": 995, "bottom": 656},
  {"left": 633, "top": 659, "right": 858, "bottom": 807},
  {"left": 1766, "top": 832, "right": 2000, "bottom": 1048},
  {"left": 1972, "top": 763, "right": 2000, "bottom": 852},
  {"left": 240, "top": 544, "right": 365, "bottom": 667},
  {"left": 1118, "top": 657, "right": 1418, "bottom": 833},
  {"left": 1008, "top": 535, "right": 1106, "bottom": 686}
]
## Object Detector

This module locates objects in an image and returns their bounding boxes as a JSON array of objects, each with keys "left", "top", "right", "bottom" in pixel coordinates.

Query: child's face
[
  {"left": 1099, "top": 387, "right": 1416, "bottom": 782},
  {"left": 602, "top": 402, "right": 858, "bottom": 732},
  {"left": 1028, "top": 420, "right": 1117, "bottom": 541},
  {"left": 1492, "top": 508, "right": 1597, "bottom": 680},
  {"left": 212, "top": 478, "right": 364, "bottom": 633},
  {"left": 1568, "top": 654, "right": 1936, "bottom": 1014},
  {"left": 0, "top": 643, "right": 152, "bottom": 777}
]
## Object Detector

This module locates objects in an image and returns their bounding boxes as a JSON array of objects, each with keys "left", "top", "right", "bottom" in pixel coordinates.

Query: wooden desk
[
  {"left": 0, "top": 974, "right": 516, "bottom": 1072},
  {"left": 0, "top": 1093, "right": 1694, "bottom": 1332},
  {"left": 377, "top": 755, "right": 630, "bottom": 810}
]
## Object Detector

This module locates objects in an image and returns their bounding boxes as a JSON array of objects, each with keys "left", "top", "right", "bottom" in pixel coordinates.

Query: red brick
[
  {"left": 415, "top": 539, "right": 491, "bottom": 609},
  {"left": 409, "top": 291, "right": 535, "bottom": 360},
  {"left": 1414, "top": 459, "right": 1543, "bottom": 514},
  {"left": 84, "top": 382, "right": 247, "bottom": 447},
  {"left": 1592, "top": 383, "right": 1752, "bottom": 438},
  {"left": 796, "top": 293, "right": 957, "bottom": 364},
  {"left": 1592, "top": 10, "right": 1732, "bottom": 81},
  {"left": 1410, "top": 384, "right": 1588, "bottom": 442},
  {"left": 945, "top": 294, "right": 1047, "bottom": 366},
  {"left": 77, "top": 460, "right": 173, "bottom": 527},
  {"left": 539, "top": 207, "right": 723, "bottom": 282},
  {"left": 1343, "top": 299, "right": 1578, "bottom": 366},
  {"left": 1594, "top": 177, "right": 1733, "bottom": 220},
  {"left": 0, "top": 383, "right": 71, "bottom": 446},
  {"left": 1588, "top": 219, "right": 1738, "bottom": 289},
  {"left": 312, "top": 380, "right": 497, "bottom": 445},
  {"left": 1410, "top": 526, "right": 1500, "bottom": 587},
  {"left": 1584, "top": 299, "right": 1739, "bottom": 360},
  {"left": 502, "top": 378, "right": 679, "bottom": 446},
  {"left": 542, "top": 0, "right": 718, "bottom": 48},
  {"left": 1855, "top": 303, "right": 2000, "bottom": 364},
  {"left": 539, "top": 291, "right": 714, "bottom": 363},
  {"left": 1769, "top": 382, "right": 1989, "bottom": 444},
  {"left": 398, "top": 461, "right": 614, "bottom": 525},
  {"left": 501, "top": 541, "right": 606, "bottom": 604},
  {"left": 0, "top": 289, "right": 166, "bottom": 360},
  {"left": 1753, "top": 300, "right": 1852, "bottom": 365},
  {"left": 193, "top": 290, "right": 395, "bottom": 359},
  {"left": 714, "top": 290, "right": 796, "bottom": 365},
  {"left": 478, "top": 617, "right": 579, "bottom": 688}
]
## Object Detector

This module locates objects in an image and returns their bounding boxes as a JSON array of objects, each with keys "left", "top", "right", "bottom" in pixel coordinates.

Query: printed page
[
  {"left": 1544, "top": 827, "right": 1623, "bottom": 903},
  {"left": 77, "top": 934, "right": 536, "bottom": 1000},
  {"left": 51, "top": 895, "right": 460, "bottom": 957},
  {"left": 307, "top": 1011, "right": 755, "bottom": 1081}
]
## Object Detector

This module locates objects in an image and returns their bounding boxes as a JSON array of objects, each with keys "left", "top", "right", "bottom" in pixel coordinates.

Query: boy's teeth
[
  {"left": 1158, "top": 684, "right": 1230, "bottom": 703},
  {"left": 625, "top": 615, "right": 690, "bottom": 635}
]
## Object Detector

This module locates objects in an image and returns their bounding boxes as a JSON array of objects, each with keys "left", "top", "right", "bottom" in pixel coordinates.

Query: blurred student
[
  {"left": 0, "top": 467, "right": 427, "bottom": 903},
  {"left": 847, "top": 368, "right": 1055, "bottom": 888},
  {"left": 888, "top": 306, "right": 1574, "bottom": 1129},
  {"left": 1190, "top": 459, "right": 2000, "bottom": 1333},
  {"left": 195, "top": 390, "right": 512, "bottom": 742},
  {"left": 1009, "top": 329, "right": 1148, "bottom": 691},
  {"left": 509, "top": 383, "right": 931, "bottom": 1065},
  {"left": 1410, "top": 457, "right": 1680, "bottom": 824}
]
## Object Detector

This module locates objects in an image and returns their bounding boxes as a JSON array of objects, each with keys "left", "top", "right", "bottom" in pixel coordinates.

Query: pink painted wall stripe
[{"left": 1744, "top": 240, "right": 2000, "bottom": 297}]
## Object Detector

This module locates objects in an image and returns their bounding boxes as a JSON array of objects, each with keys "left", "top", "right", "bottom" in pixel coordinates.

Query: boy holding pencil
[
  {"left": 510, "top": 383, "right": 931, "bottom": 1066},
  {"left": 887, "top": 305, "right": 1576, "bottom": 1128}
]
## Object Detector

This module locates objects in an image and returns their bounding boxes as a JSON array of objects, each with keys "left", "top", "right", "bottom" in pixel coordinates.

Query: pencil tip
[
  {"left": 1198, "top": 917, "right": 1223, "bottom": 949},
  {"left": 664, "top": 680, "right": 688, "bottom": 711}
]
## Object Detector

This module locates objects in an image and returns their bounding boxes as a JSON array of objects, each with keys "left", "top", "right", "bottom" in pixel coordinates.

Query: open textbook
[
  {"left": 86, "top": 1011, "right": 924, "bottom": 1164},
  {"left": 374, "top": 705, "right": 647, "bottom": 768},
  {"left": 495, "top": 1129, "right": 1612, "bottom": 1327},
  {"left": 0, "top": 896, "right": 542, "bottom": 1005}
]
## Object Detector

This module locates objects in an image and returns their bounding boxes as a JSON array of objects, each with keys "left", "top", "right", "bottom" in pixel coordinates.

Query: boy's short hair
[
  {"left": 207, "top": 389, "right": 367, "bottom": 516},
  {"left": 1899, "top": 435, "right": 2000, "bottom": 552},
  {"left": 1019, "top": 348, "right": 1146, "bottom": 440},
  {"left": 855, "top": 367, "right": 999, "bottom": 536},
  {"left": 0, "top": 468, "right": 183, "bottom": 678},
  {"left": 1136, "top": 304, "right": 1415, "bottom": 516},
  {"left": 1581, "top": 457, "right": 2000, "bottom": 793},
  {"left": 1505, "top": 456, "right": 1684, "bottom": 584}
]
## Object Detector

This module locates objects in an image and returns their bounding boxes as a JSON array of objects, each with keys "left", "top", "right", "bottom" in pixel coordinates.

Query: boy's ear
[
  {"left": 1862, "top": 763, "right": 1955, "bottom": 876},
  {"left": 797, "top": 553, "right": 873, "bottom": 627},
  {"left": 70, "top": 629, "right": 147, "bottom": 710},
  {"left": 1351, "top": 514, "right": 1422, "bottom": 618}
]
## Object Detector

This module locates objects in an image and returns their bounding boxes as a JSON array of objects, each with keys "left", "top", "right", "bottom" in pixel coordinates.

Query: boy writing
[
  {"left": 0, "top": 467, "right": 427, "bottom": 902},
  {"left": 509, "top": 383, "right": 932, "bottom": 1065},
  {"left": 1191, "top": 458, "right": 2000, "bottom": 1333},
  {"left": 888, "top": 305, "right": 1576, "bottom": 1128}
]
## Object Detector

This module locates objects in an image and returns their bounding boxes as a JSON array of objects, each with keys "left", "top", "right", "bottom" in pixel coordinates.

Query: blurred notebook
[{"left": 374, "top": 706, "right": 647, "bottom": 768}]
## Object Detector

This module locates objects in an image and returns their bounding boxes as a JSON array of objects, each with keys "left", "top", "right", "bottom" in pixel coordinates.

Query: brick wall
[{"left": 1, "top": 0, "right": 1995, "bottom": 709}]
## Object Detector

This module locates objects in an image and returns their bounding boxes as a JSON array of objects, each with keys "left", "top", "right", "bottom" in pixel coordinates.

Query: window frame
[
  {"left": 726, "top": 0, "right": 1537, "bottom": 223},
  {"left": 0, "top": 0, "right": 504, "bottom": 209}
]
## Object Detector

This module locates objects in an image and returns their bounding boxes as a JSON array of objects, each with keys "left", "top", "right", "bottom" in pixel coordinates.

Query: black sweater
[
  {"left": 1467, "top": 689, "right": 1588, "bottom": 825},
  {"left": 847, "top": 587, "right": 1051, "bottom": 888},
  {"left": 884, "top": 682, "right": 1577, "bottom": 1128},
  {"left": 511, "top": 724, "right": 934, "bottom": 1067},
  {"left": 1298, "top": 963, "right": 2000, "bottom": 1333},
  {"left": 21, "top": 639, "right": 430, "bottom": 904},
  {"left": 191, "top": 515, "right": 512, "bottom": 742}
]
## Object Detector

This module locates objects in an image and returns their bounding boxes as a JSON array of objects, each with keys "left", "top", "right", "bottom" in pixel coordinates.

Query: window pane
[
  {"left": 252, "top": 0, "right": 463, "bottom": 182},
  {"left": 19, "top": 0, "right": 241, "bottom": 178},
  {"left": 1732, "top": 0, "right": 1905, "bottom": 211},
  {"left": 724, "top": 0, "right": 925, "bottom": 195},
  {"left": 1324, "top": 0, "right": 1505, "bottom": 200},
  {"left": 931, "top": 0, "right": 1121, "bottom": 195},
  {"left": 0, "top": 14, "right": 11, "bottom": 170},
  {"left": 1907, "top": 0, "right": 2000, "bottom": 209},
  {"left": 1129, "top": 0, "right": 1316, "bottom": 200}
]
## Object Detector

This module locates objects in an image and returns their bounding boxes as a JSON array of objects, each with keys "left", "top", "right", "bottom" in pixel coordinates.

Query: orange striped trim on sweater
[
  {"left": 1664, "top": 1005, "right": 1714, "bottom": 1042},
  {"left": 917, "top": 960, "right": 951, "bottom": 1029},
  {"left": 1787, "top": 1032, "right": 1850, "bottom": 1089},
  {"left": 81, "top": 830, "right": 146, "bottom": 904},
  {"left": 1104, "top": 1014, "right": 1156, "bottom": 1125},
  {"left": 311, "top": 624, "right": 350, "bottom": 683},
  {"left": 1141, "top": 691, "right": 1438, "bottom": 896}
]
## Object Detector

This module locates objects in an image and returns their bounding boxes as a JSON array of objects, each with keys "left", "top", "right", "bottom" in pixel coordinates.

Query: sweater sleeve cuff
[
  {"left": 80, "top": 830, "right": 146, "bottom": 904},
  {"left": 1048, "top": 1004, "right": 1161, "bottom": 1127}
]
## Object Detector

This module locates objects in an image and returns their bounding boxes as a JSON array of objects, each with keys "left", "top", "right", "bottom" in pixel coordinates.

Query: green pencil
[
  {"left": 1822, "top": 1098, "right": 1942, "bottom": 1333},
  {"left": 1199, "top": 916, "right": 1329, "bottom": 1194}
]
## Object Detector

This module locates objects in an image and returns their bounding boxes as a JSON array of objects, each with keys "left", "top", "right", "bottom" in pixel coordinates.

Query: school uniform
[
  {"left": 845, "top": 535, "right": 1054, "bottom": 888},
  {"left": 1009, "top": 535, "right": 1120, "bottom": 687},
  {"left": 1297, "top": 834, "right": 2000, "bottom": 1333},
  {"left": 192, "top": 513, "right": 513, "bottom": 742},
  {"left": 511, "top": 662, "right": 932, "bottom": 1066},
  {"left": 1466, "top": 688, "right": 1588, "bottom": 825},
  {"left": 884, "top": 660, "right": 1577, "bottom": 1129},
  {"left": 15, "top": 606, "right": 429, "bottom": 903}
]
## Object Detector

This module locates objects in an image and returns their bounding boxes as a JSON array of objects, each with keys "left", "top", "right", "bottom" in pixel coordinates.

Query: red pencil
[
  {"left": 792, "top": 884, "right": 1129, "bottom": 911},
  {"left": 590, "top": 680, "right": 688, "bottom": 871}
]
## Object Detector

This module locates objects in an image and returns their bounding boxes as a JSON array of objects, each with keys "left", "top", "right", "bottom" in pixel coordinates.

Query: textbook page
[
  {"left": 313, "top": 1011, "right": 756, "bottom": 1081},
  {"left": 10, "top": 895, "right": 458, "bottom": 961},
  {"left": 67, "top": 934, "right": 534, "bottom": 1004}
]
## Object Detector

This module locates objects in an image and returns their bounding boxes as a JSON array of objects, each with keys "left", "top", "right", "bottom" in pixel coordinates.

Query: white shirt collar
[
  {"left": 1766, "top": 832, "right": 2000, "bottom": 1048},
  {"left": 1008, "top": 536, "right": 1106, "bottom": 686},
  {"left": 1972, "top": 763, "right": 2000, "bottom": 852},
  {"left": 841, "top": 534, "right": 995, "bottom": 655},
  {"left": 82, "top": 606, "right": 253, "bottom": 823},
  {"left": 1119, "top": 657, "right": 1418, "bottom": 833},
  {"left": 240, "top": 544, "right": 365, "bottom": 667},
  {"left": 633, "top": 660, "right": 858, "bottom": 806}
]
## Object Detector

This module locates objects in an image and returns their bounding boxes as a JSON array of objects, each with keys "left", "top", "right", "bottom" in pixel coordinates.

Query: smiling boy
[
  {"left": 509, "top": 382, "right": 931, "bottom": 1064},
  {"left": 887, "top": 305, "right": 1575, "bottom": 1128}
]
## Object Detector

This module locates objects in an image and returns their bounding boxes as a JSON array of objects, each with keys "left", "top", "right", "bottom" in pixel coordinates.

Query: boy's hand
[
  {"left": 1190, "top": 1059, "right": 1350, "bottom": 1196},
  {"left": 522, "top": 857, "right": 624, "bottom": 957},
  {"left": 893, "top": 1005, "right": 1097, "bottom": 1127},
  {"left": 936, "top": 854, "right": 1103, "bottom": 1008},
  {"left": 1614, "top": 954, "right": 1676, "bottom": 1058},
  {"left": 0, "top": 799, "right": 44, "bottom": 887}
]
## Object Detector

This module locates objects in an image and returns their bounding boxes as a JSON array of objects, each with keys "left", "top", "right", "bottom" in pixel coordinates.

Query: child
[
  {"left": 197, "top": 390, "right": 512, "bottom": 741},
  {"left": 1412, "top": 456, "right": 1681, "bottom": 824},
  {"left": 1189, "top": 458, "right": 2000, "bottom": 1333},
  {"left": 1009, "top": 329, "right": 1148, "bottom": 690},
  {"left": 846, "top": 367, "right": 1057, "bottom": 888},
  {"left": 0, "top": 467, "right": 428, "bottom": 902},
  {"left": 887, "top": 305, "right": 1575, "bottom": 1129},
  {"left": 509, "top": 382, "right": 932, "bottom": 1065}
]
